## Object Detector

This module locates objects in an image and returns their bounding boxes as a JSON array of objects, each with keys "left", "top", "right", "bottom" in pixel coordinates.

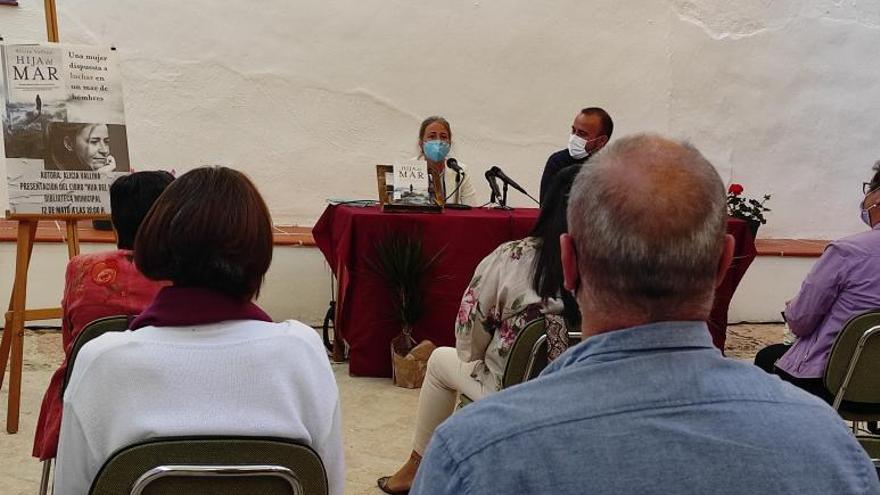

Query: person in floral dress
[
  {"left": 379, "top": 166, "right": 582, "bottom": 494},
  {"left": 32, "top": 171, "right": 173, "bottom": 461}
]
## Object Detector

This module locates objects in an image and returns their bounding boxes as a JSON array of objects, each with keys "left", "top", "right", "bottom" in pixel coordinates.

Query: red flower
[{"left": 728, "top": 183, "right": 744, "bottom": 196}]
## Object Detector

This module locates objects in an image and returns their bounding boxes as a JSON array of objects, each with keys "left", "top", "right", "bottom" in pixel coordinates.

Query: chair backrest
[
  {"left": 89, "top": 436, "right": 328, "bottom": 495},
  {"left": 502, "top": 318, "right": 547, "bottom": 389},
  {"left": 62, "top": 315, "right": 130, "bottom": 395},
  {"left": 856, "top": 437, "right": 880, "bottom": 480},
  {"left": 824, "top": 310, "right": 880, "bottom": 406},
  {"left": 501, "top": 317, "right": 584, "bottom": 389}
]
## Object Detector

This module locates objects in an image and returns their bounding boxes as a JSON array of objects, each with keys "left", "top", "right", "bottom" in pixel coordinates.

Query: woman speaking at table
[{"left": 416, "top": 116, "right": 478, "bottom": 206}]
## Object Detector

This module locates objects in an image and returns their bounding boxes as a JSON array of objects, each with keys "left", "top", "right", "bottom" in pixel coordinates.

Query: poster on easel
[{"left": 0, "top": 42, "right": 129, "bottom": 215}]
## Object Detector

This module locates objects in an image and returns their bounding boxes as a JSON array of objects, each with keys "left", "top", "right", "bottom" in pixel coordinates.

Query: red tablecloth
[{"left": 313, "top": 205, "right": 756, "bottom": 377}]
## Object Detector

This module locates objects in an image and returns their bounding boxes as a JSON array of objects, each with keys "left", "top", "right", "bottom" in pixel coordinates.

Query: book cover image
[
  {"left": 392, "top": 162, "right": 432, "bottom": 206},
  {"left": 2, "top": 99, "right": 67, "bottom": 159}
]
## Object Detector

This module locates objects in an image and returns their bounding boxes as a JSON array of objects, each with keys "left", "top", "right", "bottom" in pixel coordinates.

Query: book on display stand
[{"left": 375, "top": 163, "right": 444, "bottom": 213}]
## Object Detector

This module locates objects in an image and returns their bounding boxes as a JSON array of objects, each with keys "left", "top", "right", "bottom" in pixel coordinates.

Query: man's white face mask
[{"left": 568, "top": 134, "right": 602, "bottom": 160}]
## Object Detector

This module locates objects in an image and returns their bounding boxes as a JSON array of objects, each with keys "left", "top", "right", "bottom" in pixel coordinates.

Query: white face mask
[{"left": 568, "top": 134, "right": 591, "bottom": 160}]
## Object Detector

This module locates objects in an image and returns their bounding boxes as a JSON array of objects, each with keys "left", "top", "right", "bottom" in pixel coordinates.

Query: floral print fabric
[{"left": 455, "top": 237, "right": 562, "bottom": 391}]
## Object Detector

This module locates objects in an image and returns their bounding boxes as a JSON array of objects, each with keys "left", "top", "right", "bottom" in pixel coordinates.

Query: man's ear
[
  {"left": 715, "top": 234, "right": 735, "bottom": 288},
  {"left": 596, "top": 135, "right": 609, "bottom": 150},
  {"left": 561, "top": 233, "right": 580, "bottom": 292}
]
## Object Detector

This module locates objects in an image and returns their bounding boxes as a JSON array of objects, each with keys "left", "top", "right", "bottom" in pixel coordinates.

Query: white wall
[
  {"left": 0, "top": 242, "right": 812, "bottom": 327},
  {"left": 0, "top": 242, "right": 333, "bottom": 327},
  {"left": 1, "top": 1, "right": 878, "bottom": 238},
  {"left": 728, "top": 256, "right": 816, "bottom": 323}
]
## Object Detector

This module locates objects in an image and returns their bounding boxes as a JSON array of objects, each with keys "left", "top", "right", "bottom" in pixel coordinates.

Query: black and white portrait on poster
[{"left": 1, "top": 42, "right": 129, "bottom": 215}]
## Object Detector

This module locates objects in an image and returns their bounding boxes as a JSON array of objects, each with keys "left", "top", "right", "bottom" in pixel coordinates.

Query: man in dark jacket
[{"left": 539, "top": 107, "right": 613, "bottom": 204}]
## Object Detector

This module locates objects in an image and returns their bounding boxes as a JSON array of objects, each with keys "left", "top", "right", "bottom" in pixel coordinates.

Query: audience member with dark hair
[
  {"left": 412, "top": 135, "right": 878, "bottom": 494},
  {"left": 378, "top": 166, "right": 580, "bottom": 494},
  {"left": 110, "top": 170, "right": 175, "bottom": 249},
  {"left": 32, "top": 171, "right": 173, "bottom": 461},
  {"left": 54, "top": 167, "right": 344, "bottom": 495},
  {"left": 754, "top": 162, "right": 880, "bottom": 401},
  {"left": 539, "top": 106, "right": 612, "bottom": 204}
]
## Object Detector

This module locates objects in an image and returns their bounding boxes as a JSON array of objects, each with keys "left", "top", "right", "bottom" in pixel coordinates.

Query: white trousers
[{"left": 412, "top": 347, "right": 494, "bottom": 454}]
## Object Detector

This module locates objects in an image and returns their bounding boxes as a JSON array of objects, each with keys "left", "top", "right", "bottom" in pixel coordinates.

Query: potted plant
[
  {"left": 727, "top": 183, "right": 771, "bottom": 237},
  {"left": 366, "top": 231, "right": 443, "bottom": 388}
]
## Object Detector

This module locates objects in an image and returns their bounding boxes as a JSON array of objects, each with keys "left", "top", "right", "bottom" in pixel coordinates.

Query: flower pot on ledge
[{"left": 745, "top": 219, "right": 761, "bottom": 238}]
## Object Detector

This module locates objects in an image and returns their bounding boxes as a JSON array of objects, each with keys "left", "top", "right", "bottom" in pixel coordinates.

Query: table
[{"left": 313, "top": 205, "right": 756, "bottom": 377}]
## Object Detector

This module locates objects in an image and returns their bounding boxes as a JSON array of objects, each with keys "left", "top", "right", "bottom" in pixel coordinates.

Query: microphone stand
[
  {"left": 445, "top": 169, "right": 470, "bottom": 210},
  {"left": 488, "top": 166, "right": 540, "bottom": 206},
  {"left": 481, "top": 171, "right": 510, "bottom": 210}
]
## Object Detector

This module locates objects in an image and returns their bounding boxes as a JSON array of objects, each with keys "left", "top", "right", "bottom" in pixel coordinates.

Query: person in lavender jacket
[{"left": 755, "top": 163, "right": 880, "bottom": 402}]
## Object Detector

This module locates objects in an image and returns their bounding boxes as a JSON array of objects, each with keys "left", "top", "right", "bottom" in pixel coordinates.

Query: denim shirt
[{"left": 412, "top": 322, "right": 879, "bottom": 495}]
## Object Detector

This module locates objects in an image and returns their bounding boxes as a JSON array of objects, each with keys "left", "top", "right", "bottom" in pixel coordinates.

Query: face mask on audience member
[
  {"left": 861, "top": 201, "right": 879, "bottom": 227},
  {"left": 423, "top": 140, "right": 450, "bottom": 163}
]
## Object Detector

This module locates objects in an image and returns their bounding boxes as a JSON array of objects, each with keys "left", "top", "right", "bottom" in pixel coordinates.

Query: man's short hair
[
  {"left": 134, "top": 166, "right": 273, "bottom": 299},
  {"left": 110, "top": 171, "right": 174, "bottom": 250},
  {"left": 566, "top": 134, "right": 725, "bottom": 318},
  {"left": 580, "top": 107, "right": 614, "bottom": 139}
]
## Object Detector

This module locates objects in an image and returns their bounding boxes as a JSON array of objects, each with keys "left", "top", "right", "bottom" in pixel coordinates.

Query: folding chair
[
  {"left": 503, "top": 315, "right": 583, "bottom": 390},
  {"left": 459, "top": 318, "right": 582, "bottom": 406},
  {"left": 824, "top": 310, "right": 880, "bottom": 433},
  {"left": 40, "top": 315, "right": 130, "bottom": 495},
  {"left": 88, "top": 436, "right": 328, "bottom": 495},
  {"left": 457, "top": 318, "right": 547, "bottom": 408},
  {"left": 822, "top": 308, "right": 880, "bottom": 470},
  {"left": 857, "top": 436, "right": 880, "bottom": 479}
]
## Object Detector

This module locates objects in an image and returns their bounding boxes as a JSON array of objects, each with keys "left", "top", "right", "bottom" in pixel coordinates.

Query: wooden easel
[
  {"left": 0, "top": 214, "right": 107, "bottom": 433},
  {"left": 0, "top": 0, "right": 73, "bottom": 434}
]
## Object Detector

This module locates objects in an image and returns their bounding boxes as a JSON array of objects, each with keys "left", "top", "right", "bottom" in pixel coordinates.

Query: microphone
[
  {"left": 446, "top": 158, "right": 463, "bottom": 174},
  {"left": 444, "top": 157, "right": 470, "bottom": 208},
  {"left": 488, "top": 166, "right": 528, "bottom": 195},
  {"left": 488, "top": 166, "right": 539, "bottom": 205}
]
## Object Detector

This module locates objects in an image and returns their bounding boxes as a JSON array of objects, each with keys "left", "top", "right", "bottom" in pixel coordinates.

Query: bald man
[
  {"left": 413, "top": 134, "right": 877, "bottom": 495},
  {"left": 538, "top": 107, "right": 612, "bottom": 205}
]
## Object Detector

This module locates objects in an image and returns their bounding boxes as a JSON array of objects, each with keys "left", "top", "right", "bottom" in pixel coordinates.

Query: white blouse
[{"left": 55, "top": 320, "right": 344, "bottom": 495}]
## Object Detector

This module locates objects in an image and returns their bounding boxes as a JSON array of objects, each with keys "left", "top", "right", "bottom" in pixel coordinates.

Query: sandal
[{"left": 377, "top": 476, "right": 410, "bottom": 494}]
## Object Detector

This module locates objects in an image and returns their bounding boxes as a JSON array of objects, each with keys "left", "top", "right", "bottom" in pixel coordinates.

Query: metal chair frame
[
  {"left": 831, "top": 324, "right": 880, "bottom": 411},
  {"left": 459, "top": 325, "right": 579, "bottom": 407},
  {"left": 828, "top": 323, "right": 880, "bottom": 434},
  {"left": 40, "top": 458, "right": 53, "bottom": 495},
  {"left": 130, "top": 465, "right": 303, "bottom": 495},
  {"left": 522, "top": 332, "right": 582, "bottom": 383}
]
